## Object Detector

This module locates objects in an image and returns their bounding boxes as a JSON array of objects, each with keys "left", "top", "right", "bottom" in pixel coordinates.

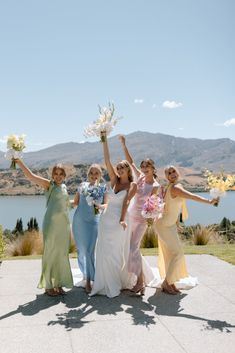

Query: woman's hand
[
  {"left": 210, "top": 197, "right": 220, "bottom": 207},
  {"left": 118, "top": 135, "right": 126, "bottom": 145},
  {"left": 119, "top": 220, "right": 127, "bottom": 230},
  {"left": 100, "top": 130, "right": 107, "bottom": 143}
]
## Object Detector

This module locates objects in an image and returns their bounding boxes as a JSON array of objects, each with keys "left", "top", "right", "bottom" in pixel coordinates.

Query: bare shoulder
[
  {"left": 171, "top": 183, "right": 185, "bottom": 197},
  {"left": 173, "top": 183, "right": 184, "bottom": 190}
]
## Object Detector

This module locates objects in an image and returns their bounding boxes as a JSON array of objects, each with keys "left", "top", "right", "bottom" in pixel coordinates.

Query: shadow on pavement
[
  {"left": 47, "top": 287, "right": 156, "bottom": 330},
  {"left": 0, "top": 293, "right": 62, "bottom": 320},
  {"left": 148, "top": 289, "right": 235, "bottom": 333}
]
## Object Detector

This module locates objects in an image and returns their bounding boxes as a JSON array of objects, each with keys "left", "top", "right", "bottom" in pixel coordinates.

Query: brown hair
[
  {"left": 116, "top": 160, "right": 134, "bottom": 182},
  {"left": 51, "top": 164, "right": 66, "bottom": 178},
  {"left": 140, "top": 159, "right": 158, "bottom": 179}
]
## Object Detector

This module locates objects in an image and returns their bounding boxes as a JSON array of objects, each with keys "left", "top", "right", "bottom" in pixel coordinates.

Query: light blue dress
[{"left": 72, "top": 182, "right": 106, "bottom": 281}]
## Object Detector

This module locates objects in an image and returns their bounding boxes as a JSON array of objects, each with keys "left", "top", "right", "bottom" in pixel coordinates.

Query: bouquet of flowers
[
  {"left": 5, "top": 134, "right": 26, "bottom": 169},
  {"left": 141, "top": 195, "right": 165, "bottom": 225},
  {"left": 204, "top": 169, "right": 235, "bottom": 204},
  {"left": 84, "top": 184, "right": 106, "bottom": 215},
  {"left": 84, "top": 102, "right": 121, "bottom": 142}
]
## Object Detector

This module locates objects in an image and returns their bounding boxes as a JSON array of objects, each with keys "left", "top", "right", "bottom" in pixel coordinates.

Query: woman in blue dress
[{"left": 72, "top": 164, "right": 107, "bottom": 293}]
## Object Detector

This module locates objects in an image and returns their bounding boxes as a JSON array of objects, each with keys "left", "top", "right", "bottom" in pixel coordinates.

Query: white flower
[
  {"left": 83, "top": 102, "right": 121, "bottom": 140},
  {"left": 5, "top": 134, "right": 26, "bottom": 168},
  {"left": 86, "top": 195, "right": 94, "bottom": 206}
]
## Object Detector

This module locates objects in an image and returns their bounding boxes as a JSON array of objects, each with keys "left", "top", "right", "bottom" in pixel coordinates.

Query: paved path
[{"left": 0, "top": 255, "right": 235, "bottom": 353}]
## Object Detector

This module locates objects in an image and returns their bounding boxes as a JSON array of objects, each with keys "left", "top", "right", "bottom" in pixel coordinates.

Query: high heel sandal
[
  {"left": 45, "top": 289, "right": 59, "bottom": 297},
  {"left": 130, "top": 284, "right": 145, "bottom": 296},
  {"left": 58, "top": 287, "right": 66, "bottom": 295},
  {"left": 161, "top": 283, "right": 177, "bottom": 295},
  {"left": 171, "top": 284, "right": 180, "bottom": 293}
]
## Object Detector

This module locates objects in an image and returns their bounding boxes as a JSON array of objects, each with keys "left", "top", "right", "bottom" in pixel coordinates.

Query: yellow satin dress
[{"left": 155, "top": 183, "right": 188, "bottom": 285}]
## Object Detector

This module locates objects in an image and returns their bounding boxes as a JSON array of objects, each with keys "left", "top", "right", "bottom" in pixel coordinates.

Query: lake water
[{"left": 0, "top": 192, "right": 234, "bottom": 230}]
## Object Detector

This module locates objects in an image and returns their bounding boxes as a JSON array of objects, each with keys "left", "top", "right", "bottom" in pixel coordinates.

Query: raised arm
[
  {"left": 100, "top": 131, "right": 118, "bottom": 187},
  {"left": 15, "top": 159, "right": 50, "bottom": 190},
  {"left": 119, "top": 135, "right": 141, "bottom": 178},
  {"left": 119, "top": 182, "right": 137, "bottom": 230},
  {"left": 171, "top": 184, "right": 218, "bottom": 205}
]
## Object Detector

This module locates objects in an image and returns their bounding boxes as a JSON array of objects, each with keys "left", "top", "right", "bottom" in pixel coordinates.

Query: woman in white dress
[{"left": 90, "top": 131, "right": 137, "bottom": 298}]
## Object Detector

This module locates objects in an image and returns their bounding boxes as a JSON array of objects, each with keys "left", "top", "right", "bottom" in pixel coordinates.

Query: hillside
[
  {"left": 0, "top": 164, "right": 207, "bottom": 196},
  {"left": 1, "top": 131, "right": 234, "bottom": 171}
]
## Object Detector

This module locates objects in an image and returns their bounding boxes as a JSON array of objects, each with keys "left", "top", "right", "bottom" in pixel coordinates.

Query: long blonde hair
[
  {"left": 164, "top": 165, "right": 180, "bottom": 181},
  {"left": 87, "top": 164, "right": 102, "bottom": 182}
]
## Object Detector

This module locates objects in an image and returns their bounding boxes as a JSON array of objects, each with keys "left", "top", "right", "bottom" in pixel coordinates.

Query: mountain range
[{"left": 0, "top": 131, "right": 234, "bottom": 171}]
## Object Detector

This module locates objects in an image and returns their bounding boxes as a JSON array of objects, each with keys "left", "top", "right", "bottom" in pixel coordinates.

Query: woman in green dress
[{"left": 15, "top": 159, "right": 73, "bottom": 296}]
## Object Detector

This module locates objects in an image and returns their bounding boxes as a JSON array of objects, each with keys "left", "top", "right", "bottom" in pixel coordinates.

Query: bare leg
[
  {"left": 131, "top": 270, "right": 145, "bottom": 295},
  {"left": 85, "top": 279, "right": 92, "bottom": 293}
]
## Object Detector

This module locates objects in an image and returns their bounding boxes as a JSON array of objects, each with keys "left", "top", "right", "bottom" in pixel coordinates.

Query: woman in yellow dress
[{"left": 155, "top": 165, "right": 218, "bottom": 294}]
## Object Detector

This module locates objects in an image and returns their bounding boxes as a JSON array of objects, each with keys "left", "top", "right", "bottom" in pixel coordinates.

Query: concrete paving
[{"left": 0, "top": 255, "right": 235, "bottom": 353}]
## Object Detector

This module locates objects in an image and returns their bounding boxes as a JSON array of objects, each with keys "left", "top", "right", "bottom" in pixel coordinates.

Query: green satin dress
[{"left": 38, "top": 182, "right": 73, "bottom": 289}]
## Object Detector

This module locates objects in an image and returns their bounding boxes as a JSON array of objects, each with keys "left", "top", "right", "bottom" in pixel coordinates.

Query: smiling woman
[
  {"left": 13, "top": 158, "right": 73, "bottom": 297},
  {"left": 155, "top": 165, "right": 219, "bottom": 295}
]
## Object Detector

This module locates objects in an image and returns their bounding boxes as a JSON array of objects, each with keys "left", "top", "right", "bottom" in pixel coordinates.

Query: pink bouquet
[{"left": 141, "top": 195, "right": 165, "bottom": 221}]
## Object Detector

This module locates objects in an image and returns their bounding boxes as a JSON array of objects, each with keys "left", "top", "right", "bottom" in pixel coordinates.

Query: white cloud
[
  {"left": 223, "top": 118, "right": 235, "bottom": 127},
  {"left": 152, "top": 104, "right": 156, "bottom": 109},
  {"left": 134, "top": 99, "right": 144, "bottom": 104},
  {"left": 162, "top": 100, "right": 183, "bottom": 109},
  {"left": 178, "top": 127, "right": 184, "bottom": 130}
]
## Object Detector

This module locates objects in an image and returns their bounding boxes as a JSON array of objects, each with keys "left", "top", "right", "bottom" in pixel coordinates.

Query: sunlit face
[
  {"left": 116, "top": 163, "right": 129, "bottom": 178},
  {"left": 166, "top": 168, "right": 179, "bottom": 183},
  {"left": 88, "top": 168, "right": 101, "bottom": 184},
  {"left": 52, "top": 169, "right": 65, "bottom": 185},
  {"left": 140, "top": 162, "right": 154, "bottom": 176}
]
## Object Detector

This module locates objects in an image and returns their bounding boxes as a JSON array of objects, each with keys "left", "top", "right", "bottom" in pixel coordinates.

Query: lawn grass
[
  {"left": 2, "top": 244, "right": 235, "bottom": 265},
  {"left": 141, "top": 244, "right": 235, "bottom": 265}
]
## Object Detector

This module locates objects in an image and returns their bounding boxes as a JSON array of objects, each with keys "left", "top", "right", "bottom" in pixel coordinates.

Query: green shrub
[
  {"left": 0, "top": 225, "right": 5, "bottom": 259},
  {"left": 141, "top": 225, "right": 158, "bottom": 248},
  {"left": 5, "top": 230, "right": 43, "bottom": 256},
  {"left": 190, "top": 224, "right": 215, "bottom": 245}
]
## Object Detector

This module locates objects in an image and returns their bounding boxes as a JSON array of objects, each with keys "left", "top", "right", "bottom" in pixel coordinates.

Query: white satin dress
[{"left": 90, "top": 188, "right": 136, "bottom": 298}]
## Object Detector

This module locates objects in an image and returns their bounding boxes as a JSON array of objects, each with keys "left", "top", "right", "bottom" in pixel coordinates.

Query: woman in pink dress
[{"left": 119, "top": 135, "right": 159, "bottom": 294}]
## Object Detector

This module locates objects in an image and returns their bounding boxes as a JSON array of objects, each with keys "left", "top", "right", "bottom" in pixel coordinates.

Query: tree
[
  {"left": 27, "top": 217, "right": 39, "bottom": 231},
  {"left": 220, "top": 217, "right": 231, "bottom": 231},
  {"left": 13, "top": 218, "right": 24, "bottom": 234},
  {"left": 33, "top": 218, "right": 39, "bottom": 231}
]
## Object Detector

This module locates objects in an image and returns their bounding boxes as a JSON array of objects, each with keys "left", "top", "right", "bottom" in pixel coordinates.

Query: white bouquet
[
  {"left": 84, "top": 102, "right": 121, "bottom": 142},
  {"left": 5, "top": 134, "right": 26, "bottom": 169}
]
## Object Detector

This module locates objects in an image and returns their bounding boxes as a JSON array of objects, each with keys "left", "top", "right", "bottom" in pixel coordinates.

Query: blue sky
[{"left": 0, "top": 0, "right": 234, "bottom": 151}]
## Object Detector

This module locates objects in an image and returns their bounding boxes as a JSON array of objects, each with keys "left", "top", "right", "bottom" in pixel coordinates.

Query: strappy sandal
[
  {"left": 45, "top": 289, "right": 59, "bottom": 297},
  {"left": 58, "top": 287, "right": 66, "bottom": 295},
  {"left": 130, "top": 283, "right": 145, "bottom": 296},
  {"left": 161, "top": 282, "right": 177, "bottom": 295}
]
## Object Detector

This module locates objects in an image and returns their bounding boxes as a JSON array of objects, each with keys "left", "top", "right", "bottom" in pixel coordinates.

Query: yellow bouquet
[{"left": 204, "top": 169, "right": 235, "bottom": 201}]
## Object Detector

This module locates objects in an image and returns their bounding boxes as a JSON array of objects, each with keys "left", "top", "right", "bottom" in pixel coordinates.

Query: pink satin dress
[{"left": 128, "top": 177, "right": 159, "bottom": 276}]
